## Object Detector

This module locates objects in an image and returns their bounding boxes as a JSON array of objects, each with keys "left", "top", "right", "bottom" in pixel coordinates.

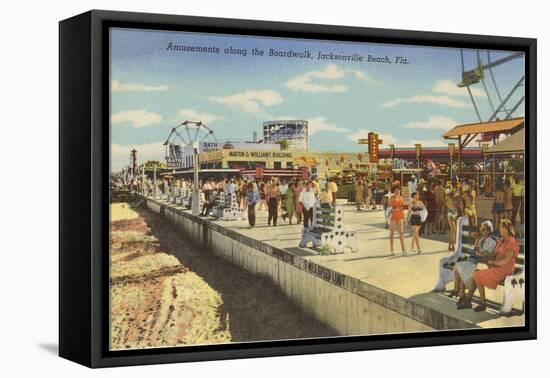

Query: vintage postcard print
[{"left": 109, "top": 27, "right": 527, "bottom": 351}]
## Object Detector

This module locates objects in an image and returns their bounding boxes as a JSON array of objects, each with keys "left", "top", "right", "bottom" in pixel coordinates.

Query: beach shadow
[
  {"left": 408, "top": 292, "right": 517, "bottom": 324},
  {"left": 386, "top": 250, "right": 449, "bottom": 259},
  {"left": 138, "top": 207, "right": 338, "bottom": 343},
  {"left": 285, "top": 247, "right": 317, "bottom": 257},
  {"left": 341, "top": 253, "right": 394, "bottom": 261}
]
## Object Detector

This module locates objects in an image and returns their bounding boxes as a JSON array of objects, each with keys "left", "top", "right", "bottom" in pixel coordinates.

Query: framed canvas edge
[{"left": 58, "top": 9, "right": 537, "bottom": 368}]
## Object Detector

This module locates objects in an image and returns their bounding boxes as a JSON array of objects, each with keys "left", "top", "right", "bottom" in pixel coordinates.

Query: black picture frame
[{"left": 59, "top": 9, "right": 537, "bottom": 368}]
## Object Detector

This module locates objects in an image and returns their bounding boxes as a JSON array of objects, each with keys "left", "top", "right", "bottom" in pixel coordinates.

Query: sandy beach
[{"left": 109, "top": 203, "right": 336, "bottom": 350}]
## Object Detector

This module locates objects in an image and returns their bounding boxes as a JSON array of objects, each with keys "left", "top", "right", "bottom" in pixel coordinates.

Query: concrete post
[
  {"left": 192, "top": 141, "right": 200, "bottom": 215},
  {"left": 153, "top": 165, "right": 157, "bottom": 199}
]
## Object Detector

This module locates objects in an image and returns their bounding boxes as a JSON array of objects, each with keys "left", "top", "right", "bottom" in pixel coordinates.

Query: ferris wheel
[
  {"left": 163, "top": 120, "right": 217, "bottom": 167},
  {"left": 458, "top": 49, "right": 524, "bottom": 122},
  {"left": 164, "top": 120, "right": 216, "bottom": 147}
]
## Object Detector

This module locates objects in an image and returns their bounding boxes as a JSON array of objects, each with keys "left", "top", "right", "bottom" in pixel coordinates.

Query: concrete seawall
[{"left": 144, "top": 197, "right": 486, "bottom": 336}]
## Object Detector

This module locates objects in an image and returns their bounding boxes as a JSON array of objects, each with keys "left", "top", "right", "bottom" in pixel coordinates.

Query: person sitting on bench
[
  {"left": 458, "top": 219, "right": 520, "bottom": 312},
  {"left": 449, "top": 220, "right": 497, "bottom": 303},
  {"left": 201, "top": 189, "right": 219, "bottom": 217}
]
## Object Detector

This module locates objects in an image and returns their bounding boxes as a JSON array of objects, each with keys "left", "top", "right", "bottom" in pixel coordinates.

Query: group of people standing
[
  {"left": 385, "top": 186, "right": 426, "bottom": 255},
  {"left": 382, "top": 176, "right": 481, "bottom": 256},
  {"left": 354, "top": 179, "right": 384, "bottom": 211},
  {"left": 382, "top": 173, "right": 524, "bottom": 257},
  {"left": 191, "top": 176, "right": 338, "bottom": 229},
  {"left": 243, "top": 178, "right": 338, "bottom": 228},
  {"left": 125, "top": 171, "right": 524, "bottom": 264}
]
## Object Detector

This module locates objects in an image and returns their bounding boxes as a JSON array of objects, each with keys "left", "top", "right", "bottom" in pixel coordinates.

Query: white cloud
[
  {"left": 382, "top": 78, "right": 486, "bottom": 109},
  {"left": 111, "top": 110, "right": 162, "bottom": 128},
  {"left": 347, "top": 129, "right": 447, "bottom": 148},
  {"left": 306, "top": 116, "right": 348, "bottom": 135},
  {"left": 111, "top": 142, "right": 164, "bottom": 171},
  {"left": 382, "top": 95, "right": 470, "bottom": 108},
  {"left": 210, "top": 89, "right": 283, "bottom": 115},
  {"left": 285, "top": 64, "right": 375, "bottom": 93},
  {"left": 402, "top": 116, "right": 459, "bottom": 131},
  {"left": 433, "top": 79, "right": 484, "bottom": 98},
  {"left": 111, "top": 80, "right": 168, "bottom": 92},
  {"left": 178, "top": 109, "right": 222, "bottom": 124}
]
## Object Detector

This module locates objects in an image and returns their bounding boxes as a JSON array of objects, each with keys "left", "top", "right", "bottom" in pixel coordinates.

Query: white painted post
[{"left": 192, "top": 141, "right": 200, "bottom": 215}]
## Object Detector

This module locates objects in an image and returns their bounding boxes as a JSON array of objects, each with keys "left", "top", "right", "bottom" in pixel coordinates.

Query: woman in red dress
[
  {"left": 457, "top": 219, "right": 519, "bottom": 312},
  {"left": 389, "top": 186, "right": 407, "bottom": 255}
]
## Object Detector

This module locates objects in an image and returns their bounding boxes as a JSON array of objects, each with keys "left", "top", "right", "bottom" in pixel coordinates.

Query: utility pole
[
  {"left": 153, "top": 165, "right": 157, "bottom": 199},
  {"left": 130, "top": 149, "right": 137, "bottom": 192},
  {"left": 142, "top": 165, "right": 146, "bottom": 196},
  {"left": 191, "top": 141, "right": 200, "bottom": 215},
  {"left": 448, "top": 143, "right": 455, "bottom": 181}
]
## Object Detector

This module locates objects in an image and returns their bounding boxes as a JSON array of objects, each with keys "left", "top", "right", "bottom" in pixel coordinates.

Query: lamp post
[
  {"left": 142, "top": 165, "right": 146, "bottom": 197},
  {"left": 153, "top": 164, "right": 157, "bottom": 199},
  {"left": 482, "top": 142, "right": 489, "bottom": 181},
  {"left": 389, "top": 144, "right": 395, "bottom": 168},
  {"left": 448, "top": 143, "right": 455, "bottom": 181},
  {"left": 415, "top": 144, "right": 421, "bottom": 169},
  {"left": 191, "top": 141, "right": 200, "bottom": 215}
]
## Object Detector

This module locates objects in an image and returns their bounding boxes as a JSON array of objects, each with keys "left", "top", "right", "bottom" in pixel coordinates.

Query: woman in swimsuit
[
  {"left": 503, "top": 180, "right": 513, "bottom": 221},
  {"left": 389, "top": 186, "right": 407, "bottom": 255},
  {"left": 407, "top": 191, "right": 425, "bottom": 254},
  {"left": 493, "top": 183, "right": 505, "bottom": 228},
  {"left": 463, "top": 182, "right": 477, "bottom": 227}
]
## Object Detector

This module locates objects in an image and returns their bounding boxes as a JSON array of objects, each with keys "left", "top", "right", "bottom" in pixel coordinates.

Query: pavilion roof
[{"left": 443, "top": 117, "right": 524, "bottom": 139}]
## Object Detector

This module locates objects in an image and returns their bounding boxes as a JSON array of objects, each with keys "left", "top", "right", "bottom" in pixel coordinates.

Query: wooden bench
[
  {"left": 168, "top": 187, "right": 181, "bottom": 204},
  {"left": 211, "top": 192, "right": 244, "bottom": 220},
  {"left": 299, "top": 205, "right": 358, "bottom": 254},
  {"left": 435, "top": 216, "right": 526, "bottom": 314},
  {"left": 175, "top": 188, "right": 186, "bottom": 206}
]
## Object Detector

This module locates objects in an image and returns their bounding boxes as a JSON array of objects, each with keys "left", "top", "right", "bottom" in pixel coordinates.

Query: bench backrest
[
  {"left": 224, "top": 192, "right": 237, "bottom": 207},
  {"left": 313, "top": 205, "right": 345, "bottom": 231},
  {"left": 461, "top": 224, "right": 479, "bottom": 253},
  {"left": 314, "top": 207, "right": 336, "bottom": 228}
]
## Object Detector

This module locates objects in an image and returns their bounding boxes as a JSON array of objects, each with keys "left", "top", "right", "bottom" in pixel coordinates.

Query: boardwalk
[{"left": 195, "top": 199, "right": 525, "bottom": 329}]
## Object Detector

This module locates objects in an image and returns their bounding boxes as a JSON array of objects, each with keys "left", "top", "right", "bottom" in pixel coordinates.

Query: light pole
[
  {"left": 448, "top": 143, "right": 455, "bottom": 181},
  {"left": 153, "top": 165, "right": 157, "bottom": 199},
  {"left": 415, "top": 143, "right": 421, "bottom": 169},
  {"left": 142, "top": 165, "right": 146, "bottom": 196},
  {"left": 191, "top": 141, "right": 200, "bottom": 215}
]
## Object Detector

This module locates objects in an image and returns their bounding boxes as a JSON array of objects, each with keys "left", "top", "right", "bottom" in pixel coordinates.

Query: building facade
[{"left": 166, "top": 140, "right": 280, "bottom": 169}]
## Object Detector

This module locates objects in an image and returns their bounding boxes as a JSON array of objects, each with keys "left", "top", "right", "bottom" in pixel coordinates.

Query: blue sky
[{"left": 110, "top": 27, "right": 525, "bottom": 171}]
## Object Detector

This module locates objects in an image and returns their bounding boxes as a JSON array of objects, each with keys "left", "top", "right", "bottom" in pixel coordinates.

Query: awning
[
  {"left": 444, "top": 117, "right": 524, "bottom": 138},
  {"left": 486, "top": 129, "right": 525, "bottom": 154}
]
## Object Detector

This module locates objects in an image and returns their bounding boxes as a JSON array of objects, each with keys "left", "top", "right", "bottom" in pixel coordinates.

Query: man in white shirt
[{"left": 299, "top": 181, "right": 317, "bottom": 228}]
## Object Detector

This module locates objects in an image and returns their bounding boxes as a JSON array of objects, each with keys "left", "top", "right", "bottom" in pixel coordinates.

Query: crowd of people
[
  {"left": 385, "top": 174, "right": 524, "bottom": 255},
  {"left": 160, "top": 176, "right": 341, "bottom": 229},
  {"left": 116, "top": 170, "right": 525, "bottom": 258}
]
